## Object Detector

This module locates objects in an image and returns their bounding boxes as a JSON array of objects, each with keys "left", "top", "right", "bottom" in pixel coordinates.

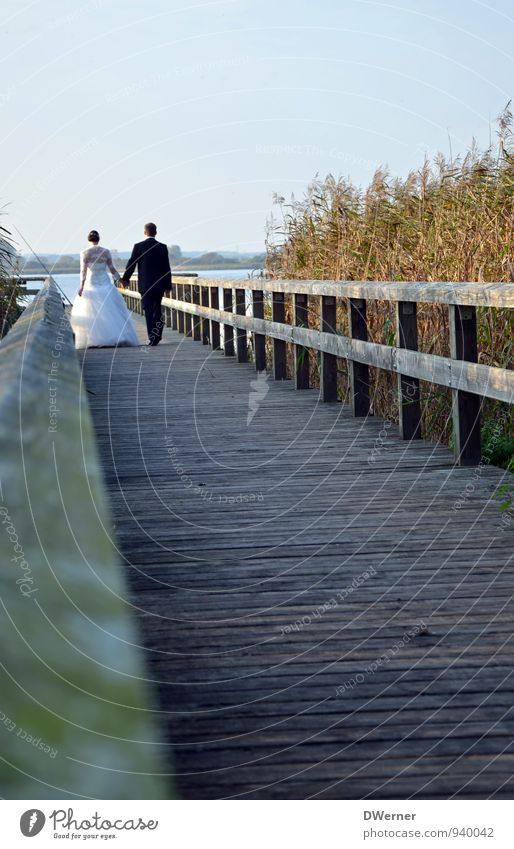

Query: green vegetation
[
  {"left": 0, "top": 216, "right": 22, "bottom": 337},
  {"left": 266, "top": 106, "right": 514, "bottom": 468}
]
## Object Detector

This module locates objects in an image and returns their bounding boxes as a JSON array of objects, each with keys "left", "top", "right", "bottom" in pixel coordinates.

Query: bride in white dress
[{"left": 70, "top": 229, "right": 139, "bottom": 349}]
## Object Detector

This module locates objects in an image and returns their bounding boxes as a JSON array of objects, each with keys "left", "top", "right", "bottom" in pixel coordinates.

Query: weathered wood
[
  {"left": 320, "top": 295, "right": 338, "bottom": 402},
  {"left": 192, "top": 284, "right": 201, "bottom": 341},
  {"left": 235, "top": 288, "right": 247, "bottom": 362},
  {"left": 209, "top": 286, "right": 220, "bottom": 350},
  {"left": 176, "top": 283, "right": 185, "bottom": 334},
  {"left": 201, "top": 285, "right": 210, "bottom": 344},
  {"left": 83, "top": 314, "right": 514, "bottom": 801},
  {"left": 125, "top": 291, "right": 514, "bottom": 405},
  {"left": 252, "top": 289, "right": 266, "bottom": 372},
  {"left": 396, "top": 301, "right": 422, "bottom": 440},
  {"left": 17, "top": 276, "right": 46, "bottom": 283},
  {"left": 272, "top": 291, "right": 287, "bottom": 380},
  {"left": 349, "top": 298, "right": 370, "bottom": 417},
  {"left": 0, "top": 283, "right": 166, "bottom": 800},
  {"left": 180, "top": 277, "right": 514, "bottom": 308},
  {"left": 450, "top": 305, "right": 481, "bottom": 465},
  {"left": 171, "top": 282, "right": 178, "bottom": 330},
  {"left": 294, "top": 293, "right": 309, "bottom": 390},
  {"left": 184, "top": 284, "right": 193, "bottom": 338},
  {"left": 223, "top": 287, "right": 234, "bottom": 356}
]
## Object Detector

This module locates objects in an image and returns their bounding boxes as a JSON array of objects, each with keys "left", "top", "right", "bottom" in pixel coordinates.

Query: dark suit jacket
[{"left": 122, "top": 237, "right": 172, "bottom": 296}]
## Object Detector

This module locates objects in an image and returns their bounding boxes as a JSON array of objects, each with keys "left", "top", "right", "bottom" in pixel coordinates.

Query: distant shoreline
[
  {"left": 21, "top": 259, "right": 265, "bottom": 275},
  {"left": 173, "top": 262, "right": 264, "bottom": 272}
]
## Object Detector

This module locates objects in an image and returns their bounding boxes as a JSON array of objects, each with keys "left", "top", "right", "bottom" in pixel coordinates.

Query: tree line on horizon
[{"left": 20, "top": 244, "right": 266, "bottom": 274}]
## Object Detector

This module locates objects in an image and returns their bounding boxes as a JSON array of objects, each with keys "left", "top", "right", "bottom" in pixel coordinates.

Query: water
[{"left": 25, "top": 269, "right": 258, "bottom": 304}]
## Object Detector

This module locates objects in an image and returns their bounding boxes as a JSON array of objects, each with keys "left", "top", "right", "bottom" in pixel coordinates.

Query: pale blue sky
[{"left": 1, "top": 0, "right": 513, "bottom": 253}]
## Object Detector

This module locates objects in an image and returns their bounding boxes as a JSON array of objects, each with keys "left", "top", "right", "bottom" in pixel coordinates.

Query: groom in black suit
[{"left": 121, "top": 222, "right": 172, "bottom": 345}]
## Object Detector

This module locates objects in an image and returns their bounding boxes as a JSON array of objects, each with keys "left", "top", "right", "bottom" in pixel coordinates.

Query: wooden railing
[
  {"left": 120, "top": 278, "right": 514, "bottom": 466},
  {"left": 15, "top": 275, "right": 46, "bottom": 296},
  {"left": 0, "top": 279, "right": 166, "bottom": 799}
]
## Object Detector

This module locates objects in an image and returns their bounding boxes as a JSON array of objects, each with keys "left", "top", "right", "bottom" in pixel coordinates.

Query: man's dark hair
[
  {"left": 144, "top": 222, "right": 157, "bottom": 237},
  {"left": 88, "top": 229, "right": 100, "bottom": 243}
]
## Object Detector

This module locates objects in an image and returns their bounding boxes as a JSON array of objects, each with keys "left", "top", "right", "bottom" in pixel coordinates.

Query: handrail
[
  {"left": 0, "top": 279, "right": 166, "bottom": 799},
  {"left": 162, "top": 277, "right": 514, "bottom": 307},
  {"left": 119, "top": 278, "right": 514, "bottom": 466}
]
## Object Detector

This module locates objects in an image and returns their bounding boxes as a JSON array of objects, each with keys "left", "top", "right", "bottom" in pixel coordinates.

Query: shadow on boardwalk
[{"left": 82, "top": 316, "right": 514, "bottom": 799}]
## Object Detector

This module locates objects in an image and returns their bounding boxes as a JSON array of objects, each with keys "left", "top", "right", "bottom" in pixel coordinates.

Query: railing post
[
  {"left": 396, "top": 301, "right": 422, "bottom": 440},
  {"left": 348, "top": 298, "right": 370, "bottom": 416},
  {"left": 450, "top": 304, "right": 481, "bottom": 465},
  {"left": 184, "top": 284, "right": 192, "bottom": 338},
  {"left": 164, "top": 303, "right": 171, "bottom": 328},
  {"left": 252, "top": 289, "right": 266, "bottom": 371},
  {"left": 223, "top": 287, "right": 234, "bottom": 356},
  {"left": 294, "top": 293, "right": 309, "bottom": 389},
  {"left": 320, "top": 295, "right": 337, "bottom": 401},
  {"left": 171, "top": 282, "right": 178, "bottom": 330},
  {"left": 235, "top": 288, "right": 247, "bottom": 362},
  {"left": 210, "top": 286, "right": 220, "bottom": 350},
  {"left": 201, "top": 286, "right": 209, "bottom": 344},
  {"left": 272, "top": 291, "right": 287, "bottom": 380},
  {"left": 192, "top": 284, "right": 201, "bottom": 341},
  {"left": 177, "top": 283, "right": 185, "bottom": 334}
]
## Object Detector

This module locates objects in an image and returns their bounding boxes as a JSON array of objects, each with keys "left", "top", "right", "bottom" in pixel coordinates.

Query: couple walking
[{"left": 70, "top": 222, "right": 171, "bottom": 349}]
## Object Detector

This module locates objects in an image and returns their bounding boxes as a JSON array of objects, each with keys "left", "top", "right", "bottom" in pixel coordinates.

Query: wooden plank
[
  {"left": 171, "top": 282, "right": 178, "bottom": 330},
  {"left": 320, "top": 295, "right": 338, "bottom": 402},
  {"left": 252, "top": 290, "right": 266, "bottom": 372},
  {"left": 188, "top": 277, "right": 514, "bottom": 309},
  {"left": 349, "top": 298, "right": 370, "bottom": 417},
  {"left": 223, "top": 287, "right": 234, "bottom": 356},
  {"left": 201, "top": 285, "right": 210, "bottom": 344},
  {"left": 397, "top": 301, "right": 422, "bottom": 440},
  {"left": 235, "top": 288, "right": 247, "bottom": 362},
  {"left": 151, "top": 295, "right": 514, "bottom": 404},
  {"left": 0, "top": 284, "right": 166, "bottom": 800},
  {"left": 83, "top": 319, "right": 514, "bottom": 801},
  {"left": 176, "top": 283, "right": 185, "bottom": 334},
  {"left": 294, "top": 293, "right": 309, "bottom": 390},
  {"left": 209, "top": 286, "right": 221, "bottom": 350},
  {"left": 192, "top": 283, "right": 201, "bottom": 341},
  {"left": 184, "top": 283, "right": 193, "bottom": 338},
  {"left": 272, "top": 291, "right": 287, "bottom": 380},
  {"left": 450, "top": 305, "right": 481, "bottom": 466}
]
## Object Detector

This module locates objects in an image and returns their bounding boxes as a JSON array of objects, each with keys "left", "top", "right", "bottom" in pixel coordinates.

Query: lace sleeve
[
  {"left": 80, "top": 250, "right": 87, "bottom": 286},
  {"left": 105, "top": 249, "right": 120, "bottom": 282}
]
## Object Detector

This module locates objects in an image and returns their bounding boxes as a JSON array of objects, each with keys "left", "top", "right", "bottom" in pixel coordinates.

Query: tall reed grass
[
  {"left": 0, "top": 215, "right": 21, "bottom": 337},
  {"left": 266, "top": 107, "right": 514, "bottom": 466}
]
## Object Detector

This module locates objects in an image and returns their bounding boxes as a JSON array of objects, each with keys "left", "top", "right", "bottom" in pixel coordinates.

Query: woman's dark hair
[{"left": 88, "top": 229, "right": 100, "bottom": 243}]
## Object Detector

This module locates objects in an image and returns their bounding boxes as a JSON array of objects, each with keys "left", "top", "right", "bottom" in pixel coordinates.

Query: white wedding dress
[{"left": 70, "top": 245, "right": 139, "bottom": 349}]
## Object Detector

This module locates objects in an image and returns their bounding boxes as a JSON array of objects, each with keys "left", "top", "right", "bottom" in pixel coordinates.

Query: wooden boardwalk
[{"left": 81, "top": 315, "right": 514, "bottom": 799}]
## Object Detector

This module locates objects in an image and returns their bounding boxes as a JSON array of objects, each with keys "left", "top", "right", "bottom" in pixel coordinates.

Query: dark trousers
[{"left": 141, "top": 290, "right": 164, "bottom": 344}]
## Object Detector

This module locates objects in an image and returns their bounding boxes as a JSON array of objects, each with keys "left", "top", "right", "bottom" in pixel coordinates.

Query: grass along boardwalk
[{"left": 82, "top": 314, "right": 514, "bottom": 799}]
